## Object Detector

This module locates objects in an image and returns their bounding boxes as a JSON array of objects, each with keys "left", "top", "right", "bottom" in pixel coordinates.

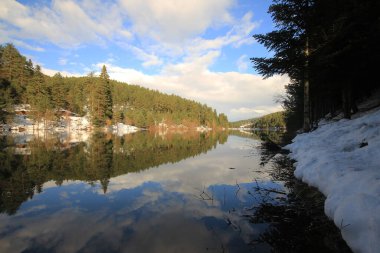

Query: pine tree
[
  {"left": 49, "top": 72, "right": 67, "bottom": 110},
  {"left": 251, "top": 0, "right": 312, "bottom": 132},
  {"left": 254, "top": 0, "right": 380, "bottom": 130},
  {"left": 89, "top": 66, "right": 113, "bottom": 127},
  {"left": 0, "top": 79, "right": 14, "bottom": 123},
  {"left": 100, "top": 65, "right": 113, "bottom": 122},
  {"left": 26, "top": 65, "right": 52, "bottom": 121}
]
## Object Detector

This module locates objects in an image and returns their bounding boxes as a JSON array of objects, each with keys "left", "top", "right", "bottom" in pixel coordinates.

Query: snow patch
[
  {"left": 2, "top": 113, "right": 140, "bottom": 137},
  {"left": 286, "top": 108, "right": 380, "bottom": 253},
  {"left": 196, "top": 126, "right": 212, "bottom": 132},
  {"left": 63, "top": 116, "right": 91, "bottom": 130},
  {"left": 112, "top": 123, "right": 139, "bottom": 136}
]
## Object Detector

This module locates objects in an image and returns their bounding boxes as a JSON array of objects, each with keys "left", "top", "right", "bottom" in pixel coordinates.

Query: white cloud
[
  {"left": 0, "top": 0, "right": 258, "bottom": 71},
  {"left": 119, "top": 0, "right": 234, "bottom": 44},
  {"left": 118, "top": 43, "right": 163, "bottom": 67},
  {"left": 0, "top": 0, "right": 284, "bottom": 121},
  {"left": 230, "top": 12, "right": 258, "bottom": 48},
  {"left": 141, "top": 11, "right": 259, "bottom": 62},
  {"left": 0, "top": 0, "right": 131, "bottom": 47},
  {"left": 9, "top": 39, "right": 45, "bottom": 52},
  {"left": 0, "top": 0, "right": 238, "bottom": 48},
  {"left": 236, "top": 55, "right": 249, "bottom": 72},
  {"left": 41, "top": 66, "right": 83, "bottom": 78},
  {"left": 95, "top": 56, "right": 288, "bottom": 121},
  {"left": 59, "top": 58, "right": 68, "bottom": 66},
  {"left": 230, "top": 105, "right": 283, "bottom": 118},
  {"left": 111, "top": 10, "right": 258, "bottom": 70},
  {"left": 185, "top": 13, "right": 258, "bottom": 54}
]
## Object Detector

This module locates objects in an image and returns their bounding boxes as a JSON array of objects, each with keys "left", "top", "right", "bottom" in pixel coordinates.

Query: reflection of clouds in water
[
  {"left": 122, "top": 213, "right": 220, "bottom": 253},
  {"left": 0, "top": 184, "right": 257, "bottom": 253},
  {"left": 126, "top": 187, "right": 164, "bottom": 213},
  {"left": 228, "top": 136, "right": 260, "bottom": 151},
  {"left": 0, "top": 135, "right": 274, "bottom": 253},
  {"left": 59, "top": 191, "right": 69, "bottom": 199},
  {"left": 12, "top": 205, "right": 48, "bottom": 217},
  {"left": 42, "top": 180, "right": 90, "bottom": 191},
  {"left": 105, "top": 137, "right": 266, "bottom": 196},
  {"left": 0, "top": 208, "right": 113, "bottom": 253}
]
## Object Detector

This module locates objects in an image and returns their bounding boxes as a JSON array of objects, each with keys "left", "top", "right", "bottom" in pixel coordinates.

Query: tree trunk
[
  {"left": 342, "top": 83, "right": 352, "bottom": 119},
  {"left": 303, "top": 37, "right": 311, "bottom": 132}
]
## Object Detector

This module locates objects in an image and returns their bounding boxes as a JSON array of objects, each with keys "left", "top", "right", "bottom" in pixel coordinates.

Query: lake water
[{"left": 0, "top": 130, "right": 350, "bottom": 253}]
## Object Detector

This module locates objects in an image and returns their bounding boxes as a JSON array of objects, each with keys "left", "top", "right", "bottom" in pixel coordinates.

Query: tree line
[
  {"left": 0, "top": 43, "right": 229, "bottom": 128},
  {"left": 252, "top": 0, "right": 380, "bottom": 132},
  {"left": 229, "top": 111, "right": 286, "bottom": 129}
]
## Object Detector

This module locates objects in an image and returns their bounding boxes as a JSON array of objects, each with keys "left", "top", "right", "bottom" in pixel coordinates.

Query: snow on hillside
[
  {"left": 64, "top": 116, "right": 91, "bottom": 130},
  {"left": 1, "top": 111, "right": 140, "bottom": 137},
  {"left": 286, "top": 108, "right": 380, "bottom": 253}
]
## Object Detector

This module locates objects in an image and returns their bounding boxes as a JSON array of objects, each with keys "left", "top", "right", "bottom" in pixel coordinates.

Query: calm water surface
[{"left": 0, "top": 131, "right": 348, "bottom": 253}]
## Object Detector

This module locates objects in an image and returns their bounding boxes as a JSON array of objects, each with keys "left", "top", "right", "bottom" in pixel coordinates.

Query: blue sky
[{"left": 0, "top": 0, "right": 288, "bottom": 121}]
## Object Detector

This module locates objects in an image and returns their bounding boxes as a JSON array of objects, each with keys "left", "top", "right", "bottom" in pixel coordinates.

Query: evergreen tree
[
  {"left": 89, "top": 66, "right": 113, "bottom": 127},
  {"left": 49, "top": 72, "right": 67, "bottom": 110},
  {"left": 253, "top": 0, "right": 380, "bottom": 131},
  {"left": 0, "top": 43, "right": 231, "bottom": 129},
  {"left": 218, "top": 113, "right": 229, "bottom": 128},
  {"left": 100, "top": 65, "right": 113, "bottom": 122},
  {"left": 26, "top": 65, "right": 52, "bottom": 116},
  {"left": 0, "top": 43, "right": 33, "bottom": 104},
  {"left": 0, "top": 80, "right": 14, "bottom": 123},
  {"left": 251, "top": 0, "right": 312, "bottom": 131}
]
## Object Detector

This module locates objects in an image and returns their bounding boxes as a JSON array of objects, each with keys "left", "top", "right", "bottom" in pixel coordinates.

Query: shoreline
[{"left": 285, "top": 107, "right": 380, "bottom": 253}]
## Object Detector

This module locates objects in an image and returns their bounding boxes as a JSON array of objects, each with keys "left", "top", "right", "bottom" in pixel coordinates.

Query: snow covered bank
[
  {"left": 64, "top": 116, "right": 91, "bottom": 130},
  {"left": 112, "top": 123, "right": 139, "bottom": 136},
  {"left": 1, "top": 114, "right": 141, "bottom": 137},
  {"left": 196, "top": 126, "right": 212, "bottom": 132},
  {"left": 286, "top": 108, "right": 380, "bottom": 253}
]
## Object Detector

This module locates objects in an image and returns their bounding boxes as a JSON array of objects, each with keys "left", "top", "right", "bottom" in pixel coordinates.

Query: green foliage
[
  {"left": 0, "top": 44, "right": 34, "bottom": 104},
  {"left": 0, "top": 44, "right": 228, "bottom": 128},
  {"left": 49, "top": 73, "right": 67, "bottom": 110},
  {"left": 110, "top": 80, "right": 226, "bottom": 128},
  {"left": 253, "top": 0, "right": 380, "bottom": 131},
  {"left": 88, "top": 66, "right": 113, "bottom": 126},
  {"left": 230, "top": 111, "right": 285, "bottom": 129},
  {"left": 252, "top": 112, "right": 286, "bottom": 129},
  {"left": 0, "top": 79, "right": 14, "bottom": 123},
  {"left": 26, "top": 65, "right": 52, "bottom": 113},
  {"left": 0, "top": 43, "right": 33, "bottom": 122}
]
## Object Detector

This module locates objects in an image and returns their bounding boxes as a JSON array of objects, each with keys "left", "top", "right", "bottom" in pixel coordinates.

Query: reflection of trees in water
[
  {"left": 0, "top": 131, "right": 228, "bottom": 215},
  {"left": 229, "top": 129, "right": 284, "bottom": 144},
  {"left": 87, "top": 132, "right": 113, "bottom": 193},
  {"left": 229, "top": 129, "right": 285, "bottom": 166},
  {"left": 227, "top": 131, "right": 351, "bottom": 251},
  {"left": 248, "top": 155, "right": 352, "bottom": 252}
]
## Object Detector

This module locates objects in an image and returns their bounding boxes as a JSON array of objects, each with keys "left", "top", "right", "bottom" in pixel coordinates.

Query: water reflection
[
  {"left": 0, "top": 130, "right": 348, "bottom": 253},
  {"left": 0, "top": 131, "right": 228, "bottom": 214},
  {"left": 1, "top": 131, "right": 276, "bottom": 253}
]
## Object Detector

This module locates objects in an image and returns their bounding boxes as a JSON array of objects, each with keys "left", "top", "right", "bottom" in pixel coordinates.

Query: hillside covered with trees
[
  {"left": 0, "top": 44, "right": 229, "bottom": 129},
  {"left": 252, "top": 0, "right": 380, "bottom": 132},
  {"left": 229, "top": 111, "right": 286, "bottom": 129}
]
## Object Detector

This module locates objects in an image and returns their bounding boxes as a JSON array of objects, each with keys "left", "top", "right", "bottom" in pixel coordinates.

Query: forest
[
  {"left": 229, "top": 111, "right": 286, "bottom": 129},
  {"left": 0, "top": 44, "right": 229, "bottom": 129},
  {"left": 252, "top": 0, "right": 380, "bottom": 132}
]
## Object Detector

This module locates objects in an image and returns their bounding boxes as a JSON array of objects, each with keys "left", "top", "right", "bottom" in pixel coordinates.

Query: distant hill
[
  {"left": 0, "top": 43, "right": 228, "bottom": 128},
  {"left": 229, "top": 111, "right": 285, "bottom": 129}
]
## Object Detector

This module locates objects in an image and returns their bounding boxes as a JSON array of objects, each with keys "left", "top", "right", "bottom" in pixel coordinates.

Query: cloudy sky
[{"left": 0, "top": 0, "right": 288, "bottom": 121}]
